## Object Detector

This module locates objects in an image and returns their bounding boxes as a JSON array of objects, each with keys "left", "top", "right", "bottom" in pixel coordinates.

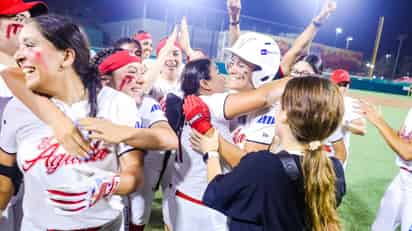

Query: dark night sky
[{"left": 42, "top": 0, "right": 412, "bottom": 59}]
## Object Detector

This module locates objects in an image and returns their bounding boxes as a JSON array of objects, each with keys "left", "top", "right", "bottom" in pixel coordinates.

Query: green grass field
[{"left": 145, "top": 90, "right": 411, "bottom": 231}]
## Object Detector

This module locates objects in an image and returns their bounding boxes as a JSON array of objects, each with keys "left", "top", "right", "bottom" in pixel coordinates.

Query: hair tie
[{"left": 308, "top": 141, "right": 321, "bottom": 151}]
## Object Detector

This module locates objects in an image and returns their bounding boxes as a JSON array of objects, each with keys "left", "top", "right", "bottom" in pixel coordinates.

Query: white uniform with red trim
[
  {"left": 230, "top": 104, "right": 278, "bottom": 149},
  {"left": 0, "top": 87, "right": 141, "bottom": 231},
  {"left": 150, "top": 77, "right": 183, "bottom": 102},
  {"left": 372, "top": 108, "right": 412, "bottom": 231},
  {"left": 324, "top": 96, "right": 363, "bottom": 167},
  {"left": 128, "top": 95, "right": 171, "bottom": 226},
  {"left": 169, "top": 93, "right": 231, "bottom": 231}
]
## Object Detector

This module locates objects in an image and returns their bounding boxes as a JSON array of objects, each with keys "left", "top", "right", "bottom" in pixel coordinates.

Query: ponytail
[
  {"left": 302, "top": 146, "right": 341, "bottom": 231},
  {"left": 81, "top": 65, "right": 101, "bottom": 117}
]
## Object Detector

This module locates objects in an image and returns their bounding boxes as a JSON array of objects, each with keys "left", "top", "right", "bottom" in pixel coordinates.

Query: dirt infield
[{"left": 348, "top": 91, "right": 412, "bottom": 109}]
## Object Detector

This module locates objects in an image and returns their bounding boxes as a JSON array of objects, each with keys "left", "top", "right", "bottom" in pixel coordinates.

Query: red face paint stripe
[
  {"left": 6, "top": 24, "right": 23, "bottom": 39},
  {"left": 119, "top": 75, "right": 135, "bottom": 91}
]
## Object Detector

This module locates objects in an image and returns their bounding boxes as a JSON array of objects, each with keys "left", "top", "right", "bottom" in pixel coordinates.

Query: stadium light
[
  {"left": 334, "top": 27, "right": 343, "bottom": 47},
  {"left": 346, "top": 36, "right": 353, "bottom": 49},
  {"left": 385, "top": 54, "right": 392, "bottom": 60}
]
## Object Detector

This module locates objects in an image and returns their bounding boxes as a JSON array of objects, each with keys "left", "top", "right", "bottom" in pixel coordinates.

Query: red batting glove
[{"left": 183, "top": 95, "right": 213, "bottom": 134}]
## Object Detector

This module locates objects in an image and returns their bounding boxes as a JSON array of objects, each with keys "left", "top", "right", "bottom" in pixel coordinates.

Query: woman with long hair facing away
[
  {"left": 0, "top": 15, "right": 144, "bottom": 230},
  {"left": 167, "top": 58, "right": 289, "bottom": 231},
  {"left": 188, "top": 76, "right": 346, "bottom": 230}
]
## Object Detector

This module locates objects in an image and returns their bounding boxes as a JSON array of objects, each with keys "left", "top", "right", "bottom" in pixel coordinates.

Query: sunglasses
[{"left": 337, "top": 82, "right": 350, "bottom": 87}]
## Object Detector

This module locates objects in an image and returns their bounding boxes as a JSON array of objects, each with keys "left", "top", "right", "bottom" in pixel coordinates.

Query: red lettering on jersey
[
  {"left": 6, "top": 23, "right": 23, "bottom": 39},
  {"left": 232, "top": 128, "right": 246, "bottom": 144},
  {"left": 24, "top": 138, "right": 110, "bottom": 174}
]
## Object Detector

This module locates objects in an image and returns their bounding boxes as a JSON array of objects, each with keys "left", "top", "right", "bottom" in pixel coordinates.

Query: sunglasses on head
[{"left": 337, "top": 82, "right": 350, "bottom": 87}]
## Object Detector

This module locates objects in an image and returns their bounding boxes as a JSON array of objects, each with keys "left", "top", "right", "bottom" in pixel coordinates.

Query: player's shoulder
[
  {"left": 99, "top": 87, "right": 136, "bottom": 106},
  {"left": 4, "top": 97, "right": 30, "bottom": 113},
  {"left": 140, "top": 95, "right": 161, "bottom": 111}
]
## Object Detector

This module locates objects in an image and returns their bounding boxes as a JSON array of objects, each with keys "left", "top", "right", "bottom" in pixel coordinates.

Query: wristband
[
  {"left": 312, "top": 20, "right": 323, "bottom": 28},
  {"left": 230, "top": 21, "right": 240, "bottom": 26},
  {"left": 203, "top": 151, "right": 220, "bottom": 163}
]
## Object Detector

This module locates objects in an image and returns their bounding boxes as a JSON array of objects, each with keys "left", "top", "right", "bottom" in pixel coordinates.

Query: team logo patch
[{"left": 261, "top": 49, "right": 268, "bottom": 55}]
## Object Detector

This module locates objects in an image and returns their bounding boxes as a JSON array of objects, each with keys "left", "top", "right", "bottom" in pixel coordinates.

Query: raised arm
[
  {"left": 280, "top": 0, "right": 336, "bottom": 75},
  {"left": 79, "top": 118, "right": 178, "bottom": 151},
  {"left": 360, "top": 100, "right": 412, "bottom": 161},
  {"left": 1, "top": 68, "right": 90, "bottom": 157},
  {"left": 227, "top": 0, "right": 241, "bottom": 46},
  {"left": 224, "top": 77, "right": 290, "bottom": 120},
  {"left": 143, "top": 26, "right": 178, "bottom": 94}
]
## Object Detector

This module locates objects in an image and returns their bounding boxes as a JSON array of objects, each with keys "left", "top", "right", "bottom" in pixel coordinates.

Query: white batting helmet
[{"left": 225, "top": 32, "right": 281, "bottom": 88}]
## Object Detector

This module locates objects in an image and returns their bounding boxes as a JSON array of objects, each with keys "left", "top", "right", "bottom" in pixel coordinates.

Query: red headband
[
  {"left": 156, "top": 38, "right": 182, "bottom": 57},
  {"left": 98, "top": 50, "right": 141, "bottom": 75},
  {"left": 134, "top": 32, "right": 152, "bottom": 41}
]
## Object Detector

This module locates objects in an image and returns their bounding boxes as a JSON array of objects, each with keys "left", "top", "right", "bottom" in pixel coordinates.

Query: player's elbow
[{"left": 155, "top": 131, "right": 178, "bottom": 150}]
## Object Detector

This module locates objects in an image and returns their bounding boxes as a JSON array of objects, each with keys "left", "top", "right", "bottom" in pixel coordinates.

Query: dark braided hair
[
  {"left": 297, "top": 54, "right": 324, "bottom": 75},
  {"left": 31, "top": 14, "right": 100, "bottom": 117},
  {"left": 113, "top": 37, "right": 142, "bottom": 58},
  {"left": 90, "top": 47, "right": 124, "bottom": 76}
]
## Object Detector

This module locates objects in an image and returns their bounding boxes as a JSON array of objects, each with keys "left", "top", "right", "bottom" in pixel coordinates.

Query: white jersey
[
  {"left": 324, "top": 96, "right": 362, "bottom": 156},
  {"left": 173, "top": 93, "right": 232, "bottom": 200},
  {"left": 129, "top": 96, "right": 169, "bottom": 225},
  {"left": 397, "top": 108, "right": 412, "bottom": 170},
  {"left": 230, "top": 103, "right": 278, "bottom": 149},
  {"left": 150, "top": 77, "right": 183, "bottom": 102},
  {"left": 0, "top": 87, "right": 141, "bottom": 230}
]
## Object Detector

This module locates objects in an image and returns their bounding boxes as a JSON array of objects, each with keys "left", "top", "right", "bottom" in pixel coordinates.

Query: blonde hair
[{"left": 281, "top": 76, "right": 344, "bottom": 231}]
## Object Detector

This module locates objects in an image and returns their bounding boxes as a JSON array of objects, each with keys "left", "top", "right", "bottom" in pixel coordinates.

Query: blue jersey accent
[
  {"left": 135, "top": 121, "right": 142, "bottom": 128},
  {"left": 150, "top": 104, "right": 161, "bottom": 113},
  {"left": 257, "top": 115, "right": 275, "bottom": 125}
]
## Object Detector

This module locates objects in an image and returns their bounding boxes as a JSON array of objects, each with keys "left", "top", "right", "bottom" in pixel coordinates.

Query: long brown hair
[{"left": 281, "top": 76, "right": 344, "bottom": 231}]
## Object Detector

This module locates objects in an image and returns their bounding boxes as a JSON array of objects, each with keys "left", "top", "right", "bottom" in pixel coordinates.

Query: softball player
[
  {"left": 360, "top": 101, "right": 412, "bottom": 231},
  {"left": 0, "top": 15, "right": 144, "bottom": 230},
  {"left": 224, "top": 32, "right": 281, "bottom": 152},
  {"left": 84, "top": 48, "right": 178, "bottom": 231},
  {"left": 167, "top": 58, "right": 289, "bottom": 231}
]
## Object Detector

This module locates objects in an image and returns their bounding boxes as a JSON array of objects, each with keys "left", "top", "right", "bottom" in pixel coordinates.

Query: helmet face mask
[{"left": 225, "top": 32, "right": 281, "bottom": 88}]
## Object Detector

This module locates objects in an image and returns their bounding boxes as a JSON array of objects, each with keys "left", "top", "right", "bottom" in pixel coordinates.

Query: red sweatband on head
[
  {"left": 156, "top": 38, "right": 182, "bottom": 57},
  {"left": 98, "top": 50, "right": 141, "bottom": 75},
  {"left": 134, "top": 32, "right": 152, "bottom": 41}
]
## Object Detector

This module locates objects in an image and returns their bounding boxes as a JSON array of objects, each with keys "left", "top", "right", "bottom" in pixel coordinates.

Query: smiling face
[
  {"left": 225, "top": 54, "right": 255, "bottom": 91},
  {"left": 161, "top": 46, "right": 182, "bottom": 76},
  {"left": 111, "top": 62, "right": 145, "bottom": 101},
  {"left": 206, "top": 63, "right": 226, "bottom": 94},
  {"left": 14, "top": 22, "right": 65, "bottom": 94},
  {"left": 140, "top": 38, "right": 152, "bottom": 59}
]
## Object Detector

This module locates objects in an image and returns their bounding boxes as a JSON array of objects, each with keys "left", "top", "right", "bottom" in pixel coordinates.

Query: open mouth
[
  {"left": 227, "top": 74, "right": 244, "bottom": 81},
  {"left": 165, "top": 60, "right": 178, "bottom": 69},
  {"left": 21, "top": 66, "right": 36, "bottom": 80}
]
